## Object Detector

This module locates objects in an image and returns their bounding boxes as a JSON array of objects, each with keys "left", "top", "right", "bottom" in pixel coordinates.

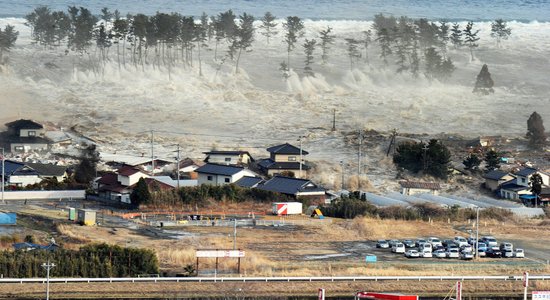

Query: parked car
[
  {"left": 486, "top": 248, "right": 502, "bottom": 258},
  {"left": 388, "top": 239, "right": 400, "bottom": 247},
  {"left": 392, "top": 243, "right": 406, "bottom": 253},
  {"left": 376, "top": 240, "right": 390, "bottom": 248},
  {"left": 515, "top": 248, "right": 525, "bottom": 258},
  {"left": 415, "top": 239, "right": 427, "bottom": 247},
  {"left": 405, "top": 250, "right": 420, "bottom": 258},
  {"left": 421, "top": 250, "right": 433, "bottom": 258},
  {"left": 419, "top": 242, "right": 433, "bottom": 253},
  {"left": 446, "top": 244, "right": 459, "bottom": 252},
  {"left": 477, "top": 248, "right": 486, "bottom": 257},
  {"left": 460, "top": 244, "right": 473, "bottom": 252},
  {"left": 446, "top": 249, "right": 460, "bottom": 258},
  {"left": 502, "top": 250, "right": 514, "bottom": 258},
  {"left": 433, "top": 249, "right": 447, "bottom": 258},
  {"left": 428, "top": 237, "right": 443, "bottom": 248},
  {"left": 476, "top": 242, "right": 488, "bottom": 252},
  {"left": 403, "top": 239, "right": 416, "bottom": 248},
  {"left": 467, "top": 237, "right": 478, "bottom": 245},
  {"left": 454, "top": 236, "right": 468, "bottom": 247},
  {"left": 460, "top": 251, "right": 474, "bottom": 260},
  {"left": 500, "top": 242, "right": 513, "bottom": 252},
  {"left": 434, "top": 245, "right": 445, "bottom": 251},
  {"left": 482, "top": 236, "right": 498, "bottom": 248},
  {"left": 442, "top": 239, "right": 455, "bottom": 248}
]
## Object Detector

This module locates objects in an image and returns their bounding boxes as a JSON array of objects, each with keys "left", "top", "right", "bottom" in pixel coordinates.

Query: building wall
[
  {"left": 517, "top": 173, "right": 550, "bottom": 187},
  {"left": 118, "top": 172, "right": 147, "bottom": 186},
  {"left": 19, "top": 128, "right": 45, "bottom": 137},
  {"left": 267, "top": 168, "right": 307, "bottom": 178},
  {"left": 485, "top": 180, "right": 501, "bottom": 192},
  {"left": 272, "top": 154, "right": 303, "bottom": 162},
  {"left": 0, "top": 190, "right": 85, "bottom": 200},
  {"left": 197, "top": 170, "right": 255, "bottom": 186},
  {"left": 10, "top": 143, "right": 48, "bottom": 152},
  {"left": 207, "top": 154, "right": 241, "bottom": 165},
  {"left": 9, "top": 175, "right": 42, "bottom": 187}
]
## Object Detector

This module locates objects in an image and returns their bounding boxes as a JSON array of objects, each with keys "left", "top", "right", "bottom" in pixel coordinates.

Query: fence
[
  {"left": 150, "top": 218, "right": 332, "bottom": 227},
  {"left": 1, "top": 190, "right": 86, "bottom": 200}
]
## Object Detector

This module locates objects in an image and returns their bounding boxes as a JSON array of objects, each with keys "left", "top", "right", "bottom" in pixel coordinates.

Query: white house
[
  {"left": 196, "top": 163, "right": 257, "bottom": 186},
  {"left": 514, "top": 167, "right": 550, "bottom": 187},
  {"left": 203, "top": 150, "right": 254, "bottom": 166},
  {"left": 116, "top": 166, "right": 149, "bottom": 186}
]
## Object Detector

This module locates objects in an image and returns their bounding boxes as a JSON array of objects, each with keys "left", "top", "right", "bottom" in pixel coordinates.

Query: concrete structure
[
  {"left": 196, "top": 163, "right": 257, "bottom": 186},
  {"left": 77, "top": 209, "right": 96, "bottom": 226},
  {"left": 399, "top": 181, "right": 441, "bottom": 195},
  {"left": 0, "top": 190, "right": 85, "bottom": 200},
  {"left": 484, "top": 170, "right": 515, "bottom": 192},
  {"left": 258, "top": 143, "right": 310, "bottom": 178},
  {"left": 203, "top": 151, "right": 253, "bottom": 166}
]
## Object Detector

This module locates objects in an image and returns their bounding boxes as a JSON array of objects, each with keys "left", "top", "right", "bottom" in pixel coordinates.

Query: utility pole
[
  {"left": 150, "top": 130, "right": 155, "bottom": 176},
  {"left": 332, "top": 109, "right": 336, "bottom": 131},
  {"left": 357, "top": 130, "right": 363, "bottom": 176},
  {"left": 233, "top": 218, "right": 237, "bottom": 250},
  {"left": 340, "top": 160, "right": 345, "bottom": 191},
  {"left": 475, "top": 206, "right": 479, "bottom": 260},
  {"left": 175, "top": 144, "right": 180, "bottom": 190},
  {"left": 298, "top": 136, "right": 304, "bottom": 178},
  {"left": 42, "top": 260, "right": 56, "bottom": 300},
  {"left": 422, "top": 141, "right": 429, "bottom": 172},
  {"left": 1, "top": 147, "right": 4, "bottom": 204}
]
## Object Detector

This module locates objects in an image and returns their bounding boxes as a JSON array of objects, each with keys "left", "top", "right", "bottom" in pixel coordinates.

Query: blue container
[{"left": 0, "top": 213, "right": 17, "bottom": 225}]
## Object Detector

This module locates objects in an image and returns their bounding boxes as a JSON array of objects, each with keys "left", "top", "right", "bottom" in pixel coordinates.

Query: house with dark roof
[
  {"left": 514, "top": 167, "right": 550, "bottom": 187},
  {"left": 234, "top": 176, "right": 264, "bottom": 188},
  {"left": 399, "top": 181, "right": 441, "bottom": 196},
  {"left": 257, "top": 143, "right": 310, "bottom": 178},
  {"left": 25, "top": 163, "right": 68, "bottom": 182},
  {"left": 1, "top": 119, "right": 50, "bottom": 152},
  {"left": 256, "top": 176, "right": 326, "bottom": 202},
  {"left": 203, "top": 150, "right": 253, "bottom": 166},
  {"left": 176, "top": 158, "right": 204, "bottom": 179},
  {"left": 484, "top": 170, "right": 515, "bottom": 192},
  {"left": 196, "top": 163, "right": 257, "bottom": 186},
  {"left": 540, "top": 187, "right": 550, "bottom": 205},
  {"left": 2, "top": 160, "right": 41, "bottom": 187},
  {"left": 499, "top": 179, "right": 531, "bottom": 201}
]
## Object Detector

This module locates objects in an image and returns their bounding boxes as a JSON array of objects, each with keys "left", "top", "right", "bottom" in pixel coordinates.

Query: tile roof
[
  {"left": 266, "top": 143, "right": 309, "bottom": 155},
  {"left": 195, "top": 163, "right": 245, "bottom": 176},
  {"left": 500, "top": 180, "right": 530, "bottom": 192},
  {"left": 5, "top": 119, "right": 43, "bottom": 130},
  {"left": 234, "top": 176, "right": 264, "bottom": 188},
  {"left": 399, "top": 181, "right": 441, "bottom": 190},
  {"left": 484, "top": 170, "right": 511, "bottom": 181},
  {"left": 203, "top": 150, "right": 251, "bottom": 156},
  {"left": 257, "top": 176, "right": 325, "bottom": 195},
  {"left": 129, "top": 178, "right": 174, "bottom": 190},
  {"left": 97, "top": 173, "right": 118, "bottom": 185},
  {"left": 26, "top": 163, "right": 67, "bottom": 177},
  {"left": 515, "top": 167, "right": 538, "bottom": 177},
  {"left": 257, "top": 158, "right": 310, "bottom": 170},
  {"left": 117, "top": 166, "right": 143, "bottom": 177},
  {"left": 2, "top": 160, "right": 25, "bottom": 176}
]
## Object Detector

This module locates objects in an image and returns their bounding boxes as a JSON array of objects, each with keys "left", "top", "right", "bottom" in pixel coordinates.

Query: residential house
[
  {"left": 499, "top": 168, "right": 550, "bottom": 201},
  {"left": 399, "top": 181, "right": 441, "bottom": 195},
  {"left": 258, "top": 143, "right": 310, "bottom": 178},
  {"left": 176, "top": 158, "right": 204, "bottom": 179},
  {"left": 256, "top": 176, "right": 326, "bottom": 202},
  {"left": 484, "top": 170, "right": 515, "bottom": 192},
  {"left": 2, "top": 160, "right": 42, "bottom": 187},
  {"left": 1, "top": 119, "right": 50, "bottom": 152},
  {"left": 100, "top": 153, "right": 172, "bottom": 174},
  {"left": 514, "top": 167, "right": 550, "bottom": 187},
  {"left": 96, "top": 166, "right": 149, "bottom": 204},
  {"left": 203, "top": 150, "right": 254, "bottom": 166},
  {"left": 117, "top": 166, "right": 149, "bottom": 186},
  {"left": 195, "top": 163, "right": 257, "bottom": 186},
  {"left": 25, "top": 163, "right": 68, "bottom": 183},
  {"left": 540, "top": 187, "right": 550, "bottom": 206},
  {"left": 499, "top": 180, "right": 531, "bottom": 200},
  {"left": 234, "top": 176, "right": 264, "bottom": 188}
]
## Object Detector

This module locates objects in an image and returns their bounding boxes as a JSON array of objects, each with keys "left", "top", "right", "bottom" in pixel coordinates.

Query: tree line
[
  {"left": 0, "top": 243, "right": 159, "bottom": 278},
  {"left": 7, "top": 6, "right": 512, "bottom": 81}
]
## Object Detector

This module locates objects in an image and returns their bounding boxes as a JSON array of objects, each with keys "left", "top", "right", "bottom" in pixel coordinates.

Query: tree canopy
[
  {"left": 393, "top": 139, "right": 451, "bottom": 180},
  {"left": 527, "top": 112, "right": 547, "bottom": 148}
]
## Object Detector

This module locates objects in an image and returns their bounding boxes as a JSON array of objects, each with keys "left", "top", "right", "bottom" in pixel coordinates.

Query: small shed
[
  {"left": 77, "top": 209, "right": 96, "bottom": 226},
  {"left": 68, "top": 207, "right": 76, "bottom": 221}
]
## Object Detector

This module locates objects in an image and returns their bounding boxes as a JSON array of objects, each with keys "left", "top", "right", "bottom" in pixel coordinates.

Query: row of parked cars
[{"left": 375, "top": 235, "right": 525, "bottom": 260}]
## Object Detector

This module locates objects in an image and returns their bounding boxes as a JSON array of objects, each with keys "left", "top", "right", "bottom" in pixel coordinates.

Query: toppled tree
[
  {"left": 259, "top": 12, "right": 278, "bottom": 45},
  {"left": 302, "top": 39, "right": 317, "bottom": 76},
  {"left": 318, "top": 26, "right": 335, "bottom": 64},
  {"left": 484, "top": 149, "right": 501, "bottom": 171},
  {"left": 74, "top": 144, "right": 100, "bottom": 185},
  {"left": 490, "top": 19, "right": 511, "bottom": 48},
  {"left": 473, "top": 64, "right": 495, "bottom": 94},
  {"left": 393, "top": 139, "right": 451, "bottom": 180},
  {"left": 526, "top": 111, "right": 547, "bottom": 147}
]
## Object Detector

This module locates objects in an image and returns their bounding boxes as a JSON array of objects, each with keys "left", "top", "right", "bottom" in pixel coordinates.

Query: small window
[
  {"left": 28, "top": 131, "right": 36, "bottom": 136},
  {"left": 15, "top": 146, "right": 24, "bottom": 151},
  {"left": 288, "top": 156, "right": 296, "bottom": 161},
  {"left": 521, "top": 178, "right": 526, "bottom": 183},
  {"left": 207, "top": 175, "right": 213, "bottom": 181},
  {"left": 225, "top": 157, "right": 231, "bottom": 162},
  {"left": 224, "top": 178, "right": 230, "bottom": 183}
]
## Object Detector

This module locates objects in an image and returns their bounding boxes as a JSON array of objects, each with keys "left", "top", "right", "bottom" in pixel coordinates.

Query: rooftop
[
  {"left": 203, "top": 150, "right": 251, "bottom": 156},
  {"left": 257, "top": 176, "right": 325, "bottom": 195},
  {"left": 266, "top": 143, "right": 309, "bottom": 155},
  {"left": 399, "top": 181, "right": 441, "bottom": 190},
  {"left": 5, "top": 119, "right": 43, "bottom": 130},
  {"left": 258, "top": 159, "right": 310, "bottom": 171},
  {"left": 195, "top": 163, "right": 245, "bottom": 176},
  {"left": 26, "top": 163, "right": 67, "bottom": 177},
  {"left": 515, "top": 167, "right": 538, "bottom": 177},
  {"left": 117, "top": 166, "right": 144, "bottom": 177},
  {"left": 484, "top": 170, "right": 511, "bottom": 181},
  {"left": 234, "top": 176, "right": 264, "bottom": 188}
]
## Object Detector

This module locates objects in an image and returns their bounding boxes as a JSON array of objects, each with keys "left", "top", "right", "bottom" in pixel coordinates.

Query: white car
[
  {"left": 515, "top": 248, "right": 525, "bottom": 258},
  {"left": 392, "top": 243, "right": 406, "bottom": 253},
  {"left": 433, "top": 249, "right": 447, "bottom": 258},
  {"left": 460, "top": 251, "right": 474, "bottom": 260},
  {"left": 421, "top": 250, "right": 433, "bottom": 258},
  {"left": 454, "top": 236, "right": 468, "bottom": 247},
  {"left": 482, "top": 236, "right": 498, "bottom": 248},
  {"left": 446, "top": 249, "right": 460, "bottom": 258},
  {"left": 428, "top": 237, "right": 443, "bottom": 248},
  {"left": 405, "top": 250, "right": 420, "bottom": 258},
  {"left": 460, "top": 244, "right": 473, "bottom": 252}
]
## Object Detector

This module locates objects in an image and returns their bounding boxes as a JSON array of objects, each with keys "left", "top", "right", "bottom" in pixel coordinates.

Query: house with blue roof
[
  {"left": 499, "top": 167, "right": 550, "bottom": 202},
  {"left": 195, "top": 163, "right": 257, "bottom": 186}
]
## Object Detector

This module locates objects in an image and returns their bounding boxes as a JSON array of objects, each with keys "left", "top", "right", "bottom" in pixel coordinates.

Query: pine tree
[
  {"left": 449, "top": 23, "right": 462, "bottom": 49},
  {"left": 529, "top": 173, "right": 543, "bottom": 206},
  {"left": 302, "top": 39, "right": 317, "bottom": 76},
  {"left": 259, "top": 12, "right": 278, "bottom": 45},
  {"left": 484, "top": 149, "right": 501, "bottom": 171},
  {"left": 74, "top": 144, "right": 100, "bottom": 185},
  {"left": 0, "top": 25, "right": 18, "bottom": 63},
  {"left": 376, "top": 28, "right": 392, "bottom": 65},
  {"left": 345, "top": 38, "right": 361, "bottom": 71},
  {"left": 463, "top": 153, "right": 481, "bottom": 170},
  {"left": 283, "top": 16, "right": 304, "bottom": 70},
  {"left": 232, "top": 13, "right": 255, "bottom": 73},
  {"left": 362, "top": 30, "right": 372, "bottom": 63},
  {"left": 527, "top": 112, "right": 547, "bottom": 147},
  {"left": 490, "top": 19, "right": 511, "bottom": 48},
  {"left": 463, "top": 21, "right": 480, "bottom": 60},
  {"left": 473, "top": 64, "right": 495, "bottom": 94},
  {"left": 318, "top": 26, "right": 335, "bottom": 64},
  {"left": 437, "top": 21, "right": 450, "bottom": 56}
]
